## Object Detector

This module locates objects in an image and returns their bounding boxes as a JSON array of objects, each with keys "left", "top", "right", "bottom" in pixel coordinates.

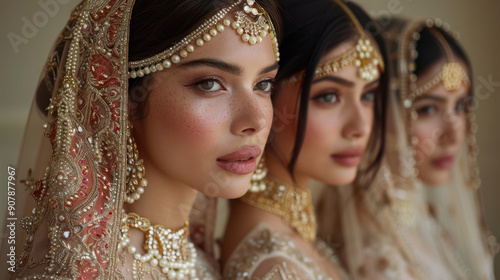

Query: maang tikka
[
  {"left": 128, "top": 0, "right": 280, "bottom": 79},
  {"left": 316, "top": 0, "right": 384, "bottom": 81},
  {"left": 283, "top": 0, "right": 384, "bottom": 85},
  {"left": 403, "top": 26, "right": 470, "bottom": 110}
]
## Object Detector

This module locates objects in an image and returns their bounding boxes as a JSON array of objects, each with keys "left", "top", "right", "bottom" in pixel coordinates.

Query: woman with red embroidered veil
[{"left": 0, "top": 0, "right": 282, "bottom": 279}]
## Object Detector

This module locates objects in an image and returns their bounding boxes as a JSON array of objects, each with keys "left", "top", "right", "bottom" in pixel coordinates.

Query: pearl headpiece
[
  {"left": 317, "top": 0, "right": 384, "bottom": 81},
  {"left": 283, "top": 0, "right": 384, "bottom": 85},
  {"left": 128, "top": 0, "right": 279, "bottom": 79}
]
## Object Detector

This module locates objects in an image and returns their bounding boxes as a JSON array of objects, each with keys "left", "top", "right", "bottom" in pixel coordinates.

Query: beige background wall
[{"left": 1, "top": 0, "right": 498, "bottom": 275}]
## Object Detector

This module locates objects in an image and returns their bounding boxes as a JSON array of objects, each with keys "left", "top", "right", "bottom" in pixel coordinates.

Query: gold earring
[
  {"left": 125, "top": 132, "right": 148, "bottom": 204},
  {"left": 249, "top": 155, "right": 267, "bottom": 192}
]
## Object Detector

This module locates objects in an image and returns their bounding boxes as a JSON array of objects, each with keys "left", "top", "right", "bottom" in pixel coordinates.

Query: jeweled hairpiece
[
  {"left": 128, "top": 0, "right": 279, "bottom": 79},
  {"left": 403, "top": 27, "right": 470, "bottom": 109},
  {"left": 315, "top": 0, "right": 384, "bottom": 81}
]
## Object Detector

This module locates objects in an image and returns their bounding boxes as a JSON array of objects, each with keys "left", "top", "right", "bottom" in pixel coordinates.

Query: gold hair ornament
[
  {"left": 283, "top": 0, "right": 384, "bottom": 85},
  {"left": 316, "top": 0, "right": 384, "bottom": 81},
  {"left": 403, "top": 26, "right": 470, "bottom": 109},
  {"left": 128, "top": 0, "right": 279, "bottom": 79}
]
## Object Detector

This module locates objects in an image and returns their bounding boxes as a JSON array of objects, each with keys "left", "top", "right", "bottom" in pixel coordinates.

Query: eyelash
[
  {"left": 254, "top": 79, "right": 275, "bottom": 94},
  {"left": 312, "top": 89, "right": 377, "bottom": 105},
  {"left": 312, "top": 91, "right": 339, "bottom": 104},
  {"left": 186, "top": 77, "right": 276, "bottom": 95},
  {"left": 361, "top": 90, "right": 376, "bottom": 102},
  {"left": 415, "top": 99, "right": 469, "bottom": 117},
  {"left": 416, "top": 105, "right": 438, "bottom": 116},
  {"left": 186, "top": 76, "right": 226, "bottom": 94}
]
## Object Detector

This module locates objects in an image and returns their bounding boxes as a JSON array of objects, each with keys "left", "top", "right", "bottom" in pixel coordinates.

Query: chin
[
  {"left": 198, "top": 175, "right": 251, "bottom": 199},
  {"left": 419, "top": 169, "right": 451, "bottom": 187},
  {"left": 319, "top": 170, "right": 357, "bottom": 186}
]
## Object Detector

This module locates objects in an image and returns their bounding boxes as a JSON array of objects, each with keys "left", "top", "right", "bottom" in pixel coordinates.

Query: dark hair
[
  {"left": 128, "top": 0, "right": 282, "bottom": 119},
  {"left": 274, "top": 0, "right": 387, "bottom": 186},
  {"left": 414, "top": 26, "right": 473, "bottom": 100}
]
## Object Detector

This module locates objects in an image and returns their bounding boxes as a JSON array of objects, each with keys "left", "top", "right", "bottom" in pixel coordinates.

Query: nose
[
  {"left": 230, "top": 89, "right": 271, "bottom": 136},
  {"left": 342, "top": 101, "right": 372, "bottom": 140},
  {"left": 438, "top": 111, "right": 461, "bottom": 145}
]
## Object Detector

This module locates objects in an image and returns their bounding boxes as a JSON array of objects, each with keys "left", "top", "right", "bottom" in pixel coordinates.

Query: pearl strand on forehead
[{"left": 128, "top": 0, "right": 280, "bottom": 79}]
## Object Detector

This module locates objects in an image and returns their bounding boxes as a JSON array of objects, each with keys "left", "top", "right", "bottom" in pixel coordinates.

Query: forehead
[{"left": 318, "top": 39, "right": 357, "bottom": 63}]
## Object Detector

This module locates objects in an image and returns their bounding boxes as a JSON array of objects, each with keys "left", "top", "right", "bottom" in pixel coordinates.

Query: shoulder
[
  {"left": 250, "top": 256, "right": 315, "bottom": 280},
  {"left": 223, "top": 225, "right": 316, "bottom": 280}
]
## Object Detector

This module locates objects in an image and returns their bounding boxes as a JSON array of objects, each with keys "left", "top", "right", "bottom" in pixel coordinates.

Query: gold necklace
[
  {"left": 118, "top": 212, "right": 197, "bottom": 279},
  {"left": 239, "top": 179, "right": 317, "bottom": 242}
]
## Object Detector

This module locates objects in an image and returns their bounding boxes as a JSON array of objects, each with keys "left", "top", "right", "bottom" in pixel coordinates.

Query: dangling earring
[
  {"left": 125, "top": 130, "right": 148, "bottom": 204},
  {"left": 248, "top": 155, "right": 267, "bottom": 193}
]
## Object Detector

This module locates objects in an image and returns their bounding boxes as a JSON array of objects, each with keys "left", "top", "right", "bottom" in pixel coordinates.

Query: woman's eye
[
  {"left": 362, "top": 91, "right": 375, "bottom": 102},
  {"left": 255, "top": 80, "right": 273, "bottom": 92},
  {"left": 314, "top": 93, "right": 338, "bottom": 104},
  {"left": 196, "top": 79, "right": 222, "bottom": 92},
  {"left": 455, "top": 100, "right": 468, "bottom": 114},
  {"left": 416, "top": 105, "right": 437, "bottom": 116}
]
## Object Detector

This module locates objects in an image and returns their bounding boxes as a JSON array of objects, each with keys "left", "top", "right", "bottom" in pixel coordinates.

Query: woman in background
[
  {"left": 384, "top": 17, "right": 497, "bottom": 279},
  {"left": 319, "top": 17, "right": 497, "bottom": 280},
  {"left": 221, "top": 0, "right": 387, "bottom": 279}
]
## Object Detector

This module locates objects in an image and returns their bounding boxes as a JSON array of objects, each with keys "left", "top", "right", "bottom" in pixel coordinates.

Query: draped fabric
[{"left": 0, "top": 1, "right": 220, "bottom": 278}]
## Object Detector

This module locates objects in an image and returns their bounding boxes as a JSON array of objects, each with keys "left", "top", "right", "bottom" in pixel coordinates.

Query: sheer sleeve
[
  {"left": 223, "top": 225, "right": 332, "bottom": 280},
  {"left": 250, "top": 256, "right": 316, "bottom": 280}
]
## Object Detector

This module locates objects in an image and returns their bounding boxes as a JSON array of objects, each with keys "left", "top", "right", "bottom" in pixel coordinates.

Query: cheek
[
  {"left": 304, "top": 112, "right": 337, "bottom": 146},
  {"left": 412, "top": 119, "right": 440, "bottom": 166},
  {"left": 271, "top": 89, "right": 300, "bottom": 152},
  {"left": 149, "top": 88, "right": 226, "bottom": 147},
  {"left": 455, "top": 117, "right": 467, "bottom": 143},
  {"left": 366, "top": 107, "right": 375, "bottom": 133},
  {"left": 412, "top": 118, "right": 436, "bottom": 147},
  {"left": 300, "top": 108, "right": 341, "bottom": 160}
]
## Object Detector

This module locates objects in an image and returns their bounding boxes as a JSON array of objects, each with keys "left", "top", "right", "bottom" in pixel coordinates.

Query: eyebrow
[
  {"left": 312, "top": 75, "right": 380, "bottom": 89},
  {"left": 414, "top": 94, "right": 447, "bottom": 103},
  {"left": 259, "top": 62, "right": 279, "bottom": 75},
  {"left": 177, "top": 58, "right": 242, "bottom": 75},
  {"left": 313, "top": 75, "right": 355, "bottom": 87},
  {"left": 415, "top": 92, "right": 469, "bottom": 104},
  {"left": 177, "top": 59, "right": 279, "bottom": 77},
  {"left": 364, "top": 78, "right": 380, "bottom": 89}
]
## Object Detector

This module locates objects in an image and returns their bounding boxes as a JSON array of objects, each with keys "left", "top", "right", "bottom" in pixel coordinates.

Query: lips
[
  {"left": 331, "top": 147, "right": 365, "bottom": 167},
  {"left": 216, "top": 146, "right": 261, "bottom": 174},
  {"left": 432, "top": 155, "right": 455, "bottom": 169}
]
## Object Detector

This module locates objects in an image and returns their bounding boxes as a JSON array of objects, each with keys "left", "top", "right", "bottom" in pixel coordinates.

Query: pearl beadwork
[
  {"left": 125, "top": 135, "right": 148, "bottom": 204},
  {"left": 128, "top": 0, "right": 279, "bottom": 79},
  {"left": 119, "top": 212, "right": 198, "bottom": 279}
]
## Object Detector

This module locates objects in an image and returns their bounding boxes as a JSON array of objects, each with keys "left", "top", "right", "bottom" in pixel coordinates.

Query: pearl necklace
[{"left": 118, "top": 212, "right": 198, "bottom": 279}]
